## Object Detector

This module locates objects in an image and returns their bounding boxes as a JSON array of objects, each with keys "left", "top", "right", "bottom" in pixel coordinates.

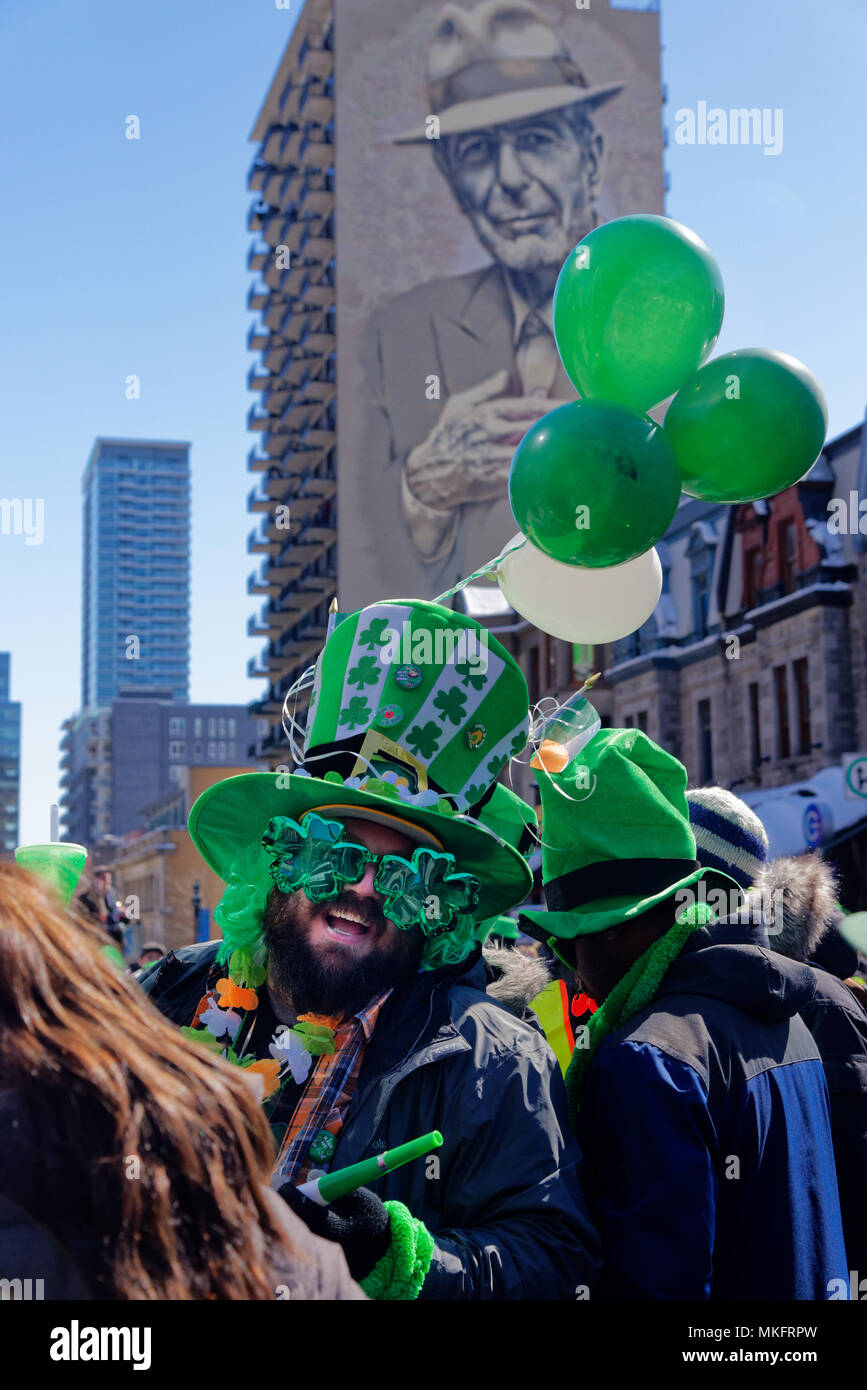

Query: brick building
[{"left": 599, "top": 419, "right": 865, "bottom": 797}]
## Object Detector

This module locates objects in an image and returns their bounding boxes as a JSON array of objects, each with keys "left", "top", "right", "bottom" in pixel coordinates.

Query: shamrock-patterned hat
[
  {"left": 189, "top": 600, "right": 533, "bottom": 921},
  {"left": 520, "top": 727, "right": 741, "bottom": 942}
]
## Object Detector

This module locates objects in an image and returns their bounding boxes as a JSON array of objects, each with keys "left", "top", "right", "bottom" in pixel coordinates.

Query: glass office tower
[
  {"left": 81, "top": 439, "right": 191, "bottom": 707},
  {"left": 0, "top": 653, "right": 21, "bottom": 853}
]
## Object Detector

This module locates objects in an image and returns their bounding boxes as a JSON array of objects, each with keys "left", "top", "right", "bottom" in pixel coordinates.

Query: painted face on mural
[{"left": 438, "top": 109, "right": 604, "bottom": 273}]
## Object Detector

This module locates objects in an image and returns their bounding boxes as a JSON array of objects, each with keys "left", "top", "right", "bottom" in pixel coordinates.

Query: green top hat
[
  {"left": 472, "top": 782, "right": 537, "bottom": 942},
  {"left": 189, "top": 600, "right": 533, "bottom": 947},
  {"left": 520, "top": 727, "right": 740, "bottom": 942}
]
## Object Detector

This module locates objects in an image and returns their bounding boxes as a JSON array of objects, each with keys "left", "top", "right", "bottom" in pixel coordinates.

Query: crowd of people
[{"left": 2, "top": 599, "right": 865, "bottom": 1301}]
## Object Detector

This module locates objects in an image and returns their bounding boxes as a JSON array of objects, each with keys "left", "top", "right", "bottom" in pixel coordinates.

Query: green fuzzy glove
[{"left": 359, "top": 1200, "right": 435, "bottom": 1301}]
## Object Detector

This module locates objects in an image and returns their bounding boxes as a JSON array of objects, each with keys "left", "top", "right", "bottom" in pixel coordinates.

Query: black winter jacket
[{"left": 141, "top": 941, "right": 601, "bottom": 1299}]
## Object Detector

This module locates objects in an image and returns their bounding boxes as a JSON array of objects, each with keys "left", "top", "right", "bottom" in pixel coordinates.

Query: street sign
[
  {"left": 802, "top": 802, "right": 826, "bottom": 849},
  {"left": 843, "top": 753, "right": 867, "bottom": 800}
]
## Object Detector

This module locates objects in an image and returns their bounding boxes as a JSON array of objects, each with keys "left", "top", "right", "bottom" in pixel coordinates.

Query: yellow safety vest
[{"left": 530, "top": 979, "right": 575, "bottom": 1077}]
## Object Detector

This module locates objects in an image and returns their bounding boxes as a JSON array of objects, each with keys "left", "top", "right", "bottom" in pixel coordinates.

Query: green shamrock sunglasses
[{"left": 260, "top": 813, "right": 480, "bottom": 938}]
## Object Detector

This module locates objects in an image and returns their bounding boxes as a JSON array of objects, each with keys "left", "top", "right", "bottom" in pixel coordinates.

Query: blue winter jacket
[{"left": 577, "top": 917, "right": 850, "bottom": 1300}]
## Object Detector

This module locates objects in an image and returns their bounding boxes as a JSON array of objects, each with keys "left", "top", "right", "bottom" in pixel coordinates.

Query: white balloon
[{"left": 498, "top": 535, "right": 662, "bottom": 643}]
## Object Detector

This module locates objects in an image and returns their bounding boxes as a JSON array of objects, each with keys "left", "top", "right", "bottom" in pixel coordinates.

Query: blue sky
[{"left": 1, "top": 0, "right": 864, "bottom": 843}]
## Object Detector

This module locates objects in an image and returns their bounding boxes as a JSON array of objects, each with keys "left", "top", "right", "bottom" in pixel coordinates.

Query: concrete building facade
[
  {"left": 246, "top": 0, "right": 336, "bottom": 759},
  {"left": 60, "top": 691, "right": 267, "bottom": 845}
]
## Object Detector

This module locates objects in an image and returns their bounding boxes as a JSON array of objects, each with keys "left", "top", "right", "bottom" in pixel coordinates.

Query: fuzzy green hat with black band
[
  {"left": 520, "top": 726, "right": 741, "bottom": 952},
  {"left": 519, "top": 724, "right": 742, "bottom": 1124},
  {"left": 189, "top": 599, "right": 533, "bottom": 971}
]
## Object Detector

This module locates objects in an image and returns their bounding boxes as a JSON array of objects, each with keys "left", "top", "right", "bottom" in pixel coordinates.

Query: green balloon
[
  {"left": 508, "top": 399, "right": 682, "bottom": 568},
  {"left": 553, "top": 215, "right": 725, "bottom": 412},
  {"left": 665, "top": 349, "right": 828, "bottom": 503}
]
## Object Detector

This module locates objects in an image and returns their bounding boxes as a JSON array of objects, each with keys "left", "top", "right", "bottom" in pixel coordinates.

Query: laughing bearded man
[{"left": 142, "top": 599, "right": 600, "bottom": 1300}]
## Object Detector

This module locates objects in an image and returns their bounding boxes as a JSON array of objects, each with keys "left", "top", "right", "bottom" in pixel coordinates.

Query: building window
[
  {"left": 218, "top": 741, "right": 226, "bottom": 759},
  {"left": 743, "top": 547, "right": 763, "bottom": 609},
  {"left": 774, "top": 665, "right": 790, "bottom": 758},
  {"left": 194, "top": 718, "right": 203, "bottom": 737},
  {"left": 692, "top": 572, "right": 710, "bottom": 639},
  {"left": 228, "top": 741, "right": 236, "bottom": 757},
  {"left": 687, "top": 525, "right": 717, "bottom": 641},
  {"left": 749, "top": 682, "right": 761, "bottom": 769},
  {"left": 624, "top": 714, "right": 634, "bottom": 728},
  {"left": 228, "top": 718, "right": 237, "bottom": 737},
  {"left": 779, "top": 520, "right": 797, "bottom": 595},
  {"left": 169, "top": 716, "right": 186, "bottom": 736},
  {"left": 794, "top": 657, "right": 811, "bottom": 755},
  {"left": 168, "top": 741, "right": 185, "bottom": 761},
  {"left": 208, "top": 718, "right": 216, "bottom": 737},
  {"left": 528, "top": 645, "right": 540, "bottom": 702},
  {"left": 194, "top": 741, "right": 203, "bottom": 760},
  {"left": 218, "top": 718, "right": 226, "bottom": 738},
  {"left": 207, "top": 741, "right": 216, "bottom": 759},
  {"left": 637, "top": 710, "right": 649, "bottom": 734},
  {"left": 545, "top": 636, "right": 558, "bottom": 688},
  {"left": 697, "top": 698, "right": 713, "bottom": 782}
]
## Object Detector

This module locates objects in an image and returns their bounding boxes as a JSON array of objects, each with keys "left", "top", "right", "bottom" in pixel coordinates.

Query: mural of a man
[{"left": 365, "top": 1, "right": 624, "bottom": 594}]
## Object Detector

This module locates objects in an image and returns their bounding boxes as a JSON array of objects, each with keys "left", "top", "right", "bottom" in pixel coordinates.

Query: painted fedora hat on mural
[
  {"left": 189, "top": 599, "right": 533, "bottom": 928},
  {"left": 393, "top": 0, "right": 624, "bottom": 144}
]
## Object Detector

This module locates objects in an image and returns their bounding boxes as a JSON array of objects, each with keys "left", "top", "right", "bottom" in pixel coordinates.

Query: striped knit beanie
[{"left": 686, "top": 787, "right": 769, "bottom": 890}]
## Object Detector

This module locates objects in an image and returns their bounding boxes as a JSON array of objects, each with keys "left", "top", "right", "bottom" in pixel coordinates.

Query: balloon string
[
  {"left": 433, "top": 535, "right": 527, "bottom": 606},
  {"left": 281, "top": 665, "right": 317, "bottom": 764}
]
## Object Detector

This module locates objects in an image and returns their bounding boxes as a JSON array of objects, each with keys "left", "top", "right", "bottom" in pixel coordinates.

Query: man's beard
[
  {"left": 262, "top": 886, "right": 426, "bottom": 1017},
  {"left": 468, "top": 194, "right": 596, "bottom": 274}
]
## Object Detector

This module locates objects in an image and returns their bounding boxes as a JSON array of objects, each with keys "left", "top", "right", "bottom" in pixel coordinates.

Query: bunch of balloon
[{"left": 499, "top": 214, "right": 827, "bottom": 644}]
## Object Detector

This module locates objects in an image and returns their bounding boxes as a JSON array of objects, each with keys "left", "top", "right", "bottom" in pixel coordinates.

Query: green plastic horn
[
  {"left": 295, "top": 1130, "right": 443, "bottom": 1206},
  {"left": 14, "top": 842, "right": 88, "bottom": 906}
]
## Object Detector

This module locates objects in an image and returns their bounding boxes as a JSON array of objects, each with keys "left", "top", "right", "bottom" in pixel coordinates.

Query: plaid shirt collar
[{"left": 342, "top": 989, "right": 391, "bottom": 1043}]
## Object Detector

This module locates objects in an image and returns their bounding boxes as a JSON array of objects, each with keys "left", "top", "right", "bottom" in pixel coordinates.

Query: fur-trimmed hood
[
  {"left": 747, "top": 853, "right": 839, "bottom": 963},
  {"left": 483, "top": 944, "right": 551, "bottom": 1015}
]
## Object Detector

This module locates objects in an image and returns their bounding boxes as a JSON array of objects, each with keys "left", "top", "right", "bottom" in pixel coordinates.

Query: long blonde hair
[{"left": 0, "top": 863, "right": 296, "bottom": 1299}]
